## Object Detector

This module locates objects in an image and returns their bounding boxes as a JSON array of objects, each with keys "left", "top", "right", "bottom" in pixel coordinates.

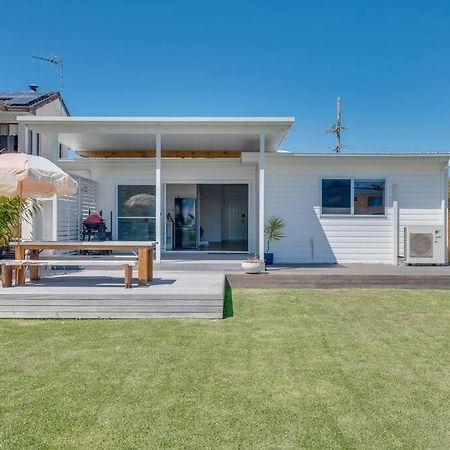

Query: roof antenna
[
  {"left": 32, "top": 53, "right": 64, "bottom": 115},
  {"left": 327, "top": 97, "right": 346, "bottom": 153}
]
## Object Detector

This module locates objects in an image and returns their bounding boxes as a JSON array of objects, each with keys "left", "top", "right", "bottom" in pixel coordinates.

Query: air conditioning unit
[{"left": 405, "top": 225, "right": 445, "bottom": 265}]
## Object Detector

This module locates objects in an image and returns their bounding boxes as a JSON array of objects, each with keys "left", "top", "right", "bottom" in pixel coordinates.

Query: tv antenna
[
  {"left": 327, "top": 97, "right": 346, "bottom": 153},
  {"left": 32, "top": 53, "right": 64, "bottom": 115}
]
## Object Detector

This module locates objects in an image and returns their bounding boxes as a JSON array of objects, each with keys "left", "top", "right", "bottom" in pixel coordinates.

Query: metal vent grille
[{"left": 410, "top": 233, "right": 433, "bottom": 258}]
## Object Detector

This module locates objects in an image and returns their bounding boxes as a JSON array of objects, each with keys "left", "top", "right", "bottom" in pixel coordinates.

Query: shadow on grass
[{"left": 223, "top": 280, "right": 234, "bottom": 319}]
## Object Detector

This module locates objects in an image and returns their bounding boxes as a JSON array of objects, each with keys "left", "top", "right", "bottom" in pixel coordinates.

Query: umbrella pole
[
  {"left": 18, "top": 180, "right": 22, "bottom": 246},
  {"left": 15, "top": 180, "right": 25, "bottom": 285}
]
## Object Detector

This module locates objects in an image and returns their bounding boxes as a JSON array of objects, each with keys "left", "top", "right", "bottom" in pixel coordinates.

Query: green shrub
[{"left": 0, "top": 197, "right": 41, "bottom": 247}]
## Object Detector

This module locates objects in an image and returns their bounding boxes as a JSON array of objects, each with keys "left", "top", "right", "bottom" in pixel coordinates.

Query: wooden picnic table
[{"left": 11, "top": 241, "right": 157, "bottom": 286}]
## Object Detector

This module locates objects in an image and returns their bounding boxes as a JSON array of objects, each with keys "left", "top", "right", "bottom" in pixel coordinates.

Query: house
[
  {"left": 14, "top": 116, "right": 449, "bottom": 265},
  {"left": 0, "top": 85, "right": 69, "bottom": 160},
  {"left": 0, "top": 86, "right": 70, "bottom": 241}
]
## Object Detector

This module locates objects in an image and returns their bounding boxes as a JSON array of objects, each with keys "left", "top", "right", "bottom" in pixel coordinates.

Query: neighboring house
[
  {"left": 15, "top": 116, "right": 449, "bottom": 265},
  {"left": 0, "top": 85, "right": 69, "bottom": 162},
  {"left": 0, "top": 86, "right": 70, "bottom": 241}
]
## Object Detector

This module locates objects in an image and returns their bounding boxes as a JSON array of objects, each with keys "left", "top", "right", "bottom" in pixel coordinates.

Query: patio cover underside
[{"left": 18, "top": 117, "right": 294, "bottom": 156}]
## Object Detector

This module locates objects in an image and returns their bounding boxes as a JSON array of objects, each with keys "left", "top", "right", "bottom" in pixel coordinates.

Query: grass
[{"left": 0, "top": 289, "right": 449, "bottom": 449}]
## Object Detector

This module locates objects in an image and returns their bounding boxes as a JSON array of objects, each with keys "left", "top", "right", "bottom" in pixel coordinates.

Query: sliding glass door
[{"left": 117, "top": 185, "right": 156, "bottom": 241}]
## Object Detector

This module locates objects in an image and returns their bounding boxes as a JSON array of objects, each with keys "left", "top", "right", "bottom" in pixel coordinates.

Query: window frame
[{"left": 320, "top": 177, "right": 387, "bottom": 218}]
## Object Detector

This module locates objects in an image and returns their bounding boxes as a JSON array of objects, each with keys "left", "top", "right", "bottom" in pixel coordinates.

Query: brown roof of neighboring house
[{"left": 0, "top": 91, "right": 70, "bottom": 115}]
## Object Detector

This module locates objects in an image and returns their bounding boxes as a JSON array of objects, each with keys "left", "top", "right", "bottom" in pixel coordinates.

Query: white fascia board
[
  {"left": 242, "top": 151, "right": 450, "bottom": 165},
  {"left": 17, "top": 116, "right": 295, "bottom": 126},
  {"left": 17, "top": 117, "right": 295, "bottom": 146},
  {"left": 274, "top": 150, "right": 450, "bottom": 157}
]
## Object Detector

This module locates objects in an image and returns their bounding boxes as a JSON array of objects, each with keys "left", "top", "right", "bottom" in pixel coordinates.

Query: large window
[
  {"left": 354, "top": 180, "right": 385, "bottom": 215},
  {"left": 321, "top": 179, "right": 385, "bottom": 216},
  {"left": 117, "top": 185, "right": 156, "bottom": 240},
  {"left": 322, "top": 179, "right": 351, "bottom": 214}
]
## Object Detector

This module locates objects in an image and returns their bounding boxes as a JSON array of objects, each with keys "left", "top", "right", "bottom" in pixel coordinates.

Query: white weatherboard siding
[
  {"left": 61, "top": 154, "right": 448, "bottom": 264},
  {"left": 263, "top": 155, "right": 446, "bottom": 264}
]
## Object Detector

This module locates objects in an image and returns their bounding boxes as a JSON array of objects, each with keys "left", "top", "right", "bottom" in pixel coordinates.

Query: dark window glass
[
  {"left": 354, "top": 180, "right": 385, "bottom": 215},
  {"left": 118, "top": 218, "right": 155, "bottom": 241},
  {"left": 10, "top": 135, "right": 18, "bottom": 152},
  {"left": 117, "top": 185, "right": 155, "bottom": 218},
  {"left": 322, "top": 179, "right": 351, "bottom": 214},
  {"left": 28, "top": 129, "right": 32, "bottom": 154},
  {"left": 0, "top": 135, "right": 7, "bottom": 151},
  {"left": 117, "top": 185, "right": 156, "bottom": 241}
]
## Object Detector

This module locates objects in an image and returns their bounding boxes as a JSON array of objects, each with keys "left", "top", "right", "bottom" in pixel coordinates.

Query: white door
[{"left": 226, "top": 198, "right": 247, "bottom": 241}]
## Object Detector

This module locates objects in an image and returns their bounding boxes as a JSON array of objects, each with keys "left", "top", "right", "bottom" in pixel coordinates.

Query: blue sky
[{"left": 3, "top": 0, "right": 450, "bottom": 152}]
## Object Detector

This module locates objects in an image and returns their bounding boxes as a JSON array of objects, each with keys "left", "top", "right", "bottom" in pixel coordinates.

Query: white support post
[
  {"left": 442, "top": 165, "right": 449, "bottom": 264},
  {"left": 52, "top": 195, "right": 58, "bottom": 241},
  {"left": 22, "top": 125, "right": 29, "bottom": 155},
  {"left": 258, "top": 133, "right": 265, "bottom": 259},
  {"left": 155, "top": 134, "right": 162, "bottom": 263},
  {"left": 17, "top": 126, "right": 31, "bottom": 239},
  {"left": 392, "top": 201, "right": 399, "bottom": 265},
  {"left": 392, "top": 184, "right": 399, "bottom": 265},
  {"left": 162, "top": 182, "right": 167, "bottom": 251}
]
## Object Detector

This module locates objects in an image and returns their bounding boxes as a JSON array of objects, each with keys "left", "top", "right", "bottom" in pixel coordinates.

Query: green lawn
[{"left": 0, "top": 289, "right": 449, "bottom": 449}]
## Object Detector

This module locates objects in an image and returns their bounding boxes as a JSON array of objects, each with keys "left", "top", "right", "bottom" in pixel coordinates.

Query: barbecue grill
[{"left": 82, "top": 212, "right": 110, "bottom": 241}]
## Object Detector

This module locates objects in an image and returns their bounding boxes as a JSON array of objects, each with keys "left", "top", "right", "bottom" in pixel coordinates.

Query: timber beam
[{"left": 76, "top": 150, "right": 242, "bottom": 159}]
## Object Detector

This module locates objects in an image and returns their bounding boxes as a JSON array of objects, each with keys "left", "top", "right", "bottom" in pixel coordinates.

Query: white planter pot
[{"left": 241, "top": 261, "right": 264, "bottom": 274}]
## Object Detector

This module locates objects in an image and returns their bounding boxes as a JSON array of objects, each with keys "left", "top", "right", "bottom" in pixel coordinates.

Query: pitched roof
[{"left": 0, "top": 91, "right": 69, "bottom": 115}]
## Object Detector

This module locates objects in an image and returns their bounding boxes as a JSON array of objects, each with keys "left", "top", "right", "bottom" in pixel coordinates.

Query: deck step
[
  {"left": 0, "top": 311, "right": 222, "bottom": 319},
  {"left": 0, "top": 300, "right": 223, "bottom": 319},
  {"left": 0, "top": 271, "right": 225, "bottom": 319}
]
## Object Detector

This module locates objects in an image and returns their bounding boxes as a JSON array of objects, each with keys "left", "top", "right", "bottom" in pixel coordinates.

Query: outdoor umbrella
[{"left": 0, "top": 153, "right": 77, "bottom": 247}]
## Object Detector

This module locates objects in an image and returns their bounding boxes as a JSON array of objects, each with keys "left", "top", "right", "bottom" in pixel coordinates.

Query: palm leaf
[{"left": 264, "top": 216, "right": 286, "bottom": 253}]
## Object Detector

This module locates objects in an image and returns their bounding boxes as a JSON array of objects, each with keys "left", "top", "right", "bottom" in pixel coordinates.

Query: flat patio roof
[{"left": 17, "top": 116, "right": 295, "bottom": 154}]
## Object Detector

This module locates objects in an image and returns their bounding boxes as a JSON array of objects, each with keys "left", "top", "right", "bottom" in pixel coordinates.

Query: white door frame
[{"left": 162, "top": 180, "right": 253, "bottom": 253}]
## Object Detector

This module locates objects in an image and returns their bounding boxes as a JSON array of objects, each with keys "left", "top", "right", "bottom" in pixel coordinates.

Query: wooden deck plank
[
  {"left": 0, "top": 270, "right": 225, "bottom": 319},
  {"left": 0, "top": 299, "right": 223, "bottom": 306},
  {"left": 0, "top": 311, "right": 222, "bottom": 319},
  {"left": 226, "top": 274, "right": 450, "bottom": 289},
  {"left": 0, "top": 305, "right": 223, "bottom": 313}
]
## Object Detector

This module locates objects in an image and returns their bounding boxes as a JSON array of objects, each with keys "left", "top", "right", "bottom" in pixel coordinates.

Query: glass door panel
[{"left": 117, "top": 185, "right": 156, "bottom": 240}]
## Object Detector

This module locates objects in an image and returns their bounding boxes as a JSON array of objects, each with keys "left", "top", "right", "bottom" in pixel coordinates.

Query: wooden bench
[{"left": 1, "top": 260, "right": 138, "bottom": 289}]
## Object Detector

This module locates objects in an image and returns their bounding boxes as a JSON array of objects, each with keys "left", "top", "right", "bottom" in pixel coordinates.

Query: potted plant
[
  {"left": 241, "top": 253, "right": 265, "bottom": 274},
  {"left": 264, "top": 216, "right": 286, "bottom": 265}
]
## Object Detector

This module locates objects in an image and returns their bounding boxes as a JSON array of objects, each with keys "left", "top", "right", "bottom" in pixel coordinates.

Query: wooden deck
[
  {"left": 226, "top": 263, "right": 450, "bottom": 289},
  {"left": 227, "top": 273, "right": 450, "bottom": 289},
  {"left": 1, "top": 261, "right": 450, "bottom": 319},
  {"left": 0, "top": 270, "right": 225, "bottom": 319}
]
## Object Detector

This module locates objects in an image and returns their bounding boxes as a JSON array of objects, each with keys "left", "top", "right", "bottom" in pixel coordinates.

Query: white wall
[
  {"left": 262, "top": 155, "right": 447, "bottom": 264},
  {"left": 61, "top": 154, "right": 448, "bottom": 264},
  {"left": 35, "top": 98, "right": 67, "bottom": 162}
]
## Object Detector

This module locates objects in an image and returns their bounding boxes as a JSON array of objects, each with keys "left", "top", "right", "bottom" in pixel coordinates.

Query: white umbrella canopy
[{"left": 0, "top": 153, "right": 77, "bottom": 198}]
